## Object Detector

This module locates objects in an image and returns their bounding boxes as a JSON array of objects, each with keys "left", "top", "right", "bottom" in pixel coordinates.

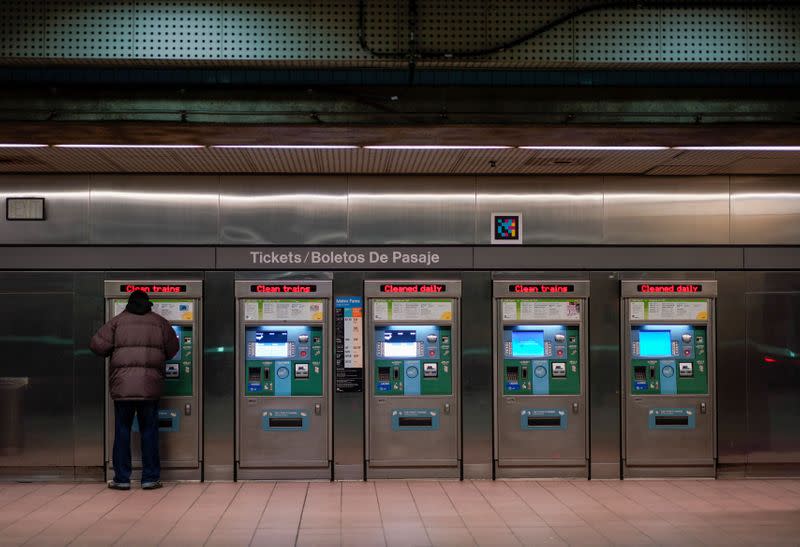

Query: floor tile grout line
[
  {"left": 29, "top": 484, "right": 132, "bottom": 546},
  {"left": 292, "top": 481, "right": 310, "bottom": 547},
  {"left": 405, "top": 480, "right": 434, "bottom": 546},
  {"left": 63, "top": 489, "right": 140, "bottom": 547},
  {"left": 569, "top": 480, "right": 695, "bottom": 545},
  {"left": 244, "top": 482, "right": 277, "bottom": 547},
  {"left": 94, "top": 483, "right": 175, "bottom": 546},
  {"left": 0, "top": 483, "right": 81, "bottom": 535},
  {"left": 374, "top": 481, "right": 390, "bottom": 547},
  {"left": 195, "top": 482, "right": 243, "bottom": 547},
  {"left": 472, "top": 480, "right": 540, "bottom": 547},
  {"left": 670, "top": 479, "right": 754, "bottom": 512},
  {"left": 118, "top": 482, "right": 204, "bottom": 547},
  {"left": 153, "top": 483, "right": 211, "bottom": 547},
  {"left": 0, "top": 483, "right": 48, "bottom": 511}
]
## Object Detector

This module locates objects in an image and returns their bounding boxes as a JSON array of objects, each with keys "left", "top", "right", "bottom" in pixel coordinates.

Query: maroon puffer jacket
[{"left": 90, "top": 309, "right": 180, "bottom": 400}]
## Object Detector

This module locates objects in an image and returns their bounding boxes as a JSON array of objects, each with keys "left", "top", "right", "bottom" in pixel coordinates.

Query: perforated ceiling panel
[
  {"left": 0, "top": 0, "right": 798, "bottom": 66},
  {"left": 134, "top": 1, "right": 222, "bottom": 59}
]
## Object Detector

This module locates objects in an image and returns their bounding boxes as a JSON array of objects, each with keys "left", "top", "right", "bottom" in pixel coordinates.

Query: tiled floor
[{"left": 1, "top": 480, "right": 799, "bottom": 546}]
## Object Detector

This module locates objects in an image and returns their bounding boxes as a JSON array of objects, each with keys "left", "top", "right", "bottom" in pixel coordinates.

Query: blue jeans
[{"left": 113, "top": 400, "right": 160, "bottom": 484}]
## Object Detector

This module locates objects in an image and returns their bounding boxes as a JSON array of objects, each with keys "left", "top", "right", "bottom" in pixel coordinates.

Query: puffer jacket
[{"left": 90, "top": 302, "right": 180, "bottom": 401}]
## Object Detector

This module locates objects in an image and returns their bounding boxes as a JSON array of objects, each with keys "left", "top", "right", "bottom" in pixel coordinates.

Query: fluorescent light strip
[
  {"left": 212, "top": 145, "right": 358, "bottom": 149},
  {"left": 55, "top": 144, "right": 205, "bottom": 149},
  {"left": 520, "top": 146, "right": 669, "bottom": 151},
  {"left": 674, "top": 146, "right": 800, "bottom": 151},
  {"left": 364, "top": 145, "right": 511, "bottom": 150},
  {"left": 0, "top": 144, "right": 49, "bottom": 148}
]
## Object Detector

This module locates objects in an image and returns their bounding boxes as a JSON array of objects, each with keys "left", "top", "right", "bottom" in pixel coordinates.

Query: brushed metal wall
[{"left": 3, "top": 174, "right": 800, "bottom": 246}]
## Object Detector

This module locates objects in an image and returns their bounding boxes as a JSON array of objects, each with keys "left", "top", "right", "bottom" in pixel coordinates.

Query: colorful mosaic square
[{"left": 494, "top": 215, "right": 520, "bottom": 240}]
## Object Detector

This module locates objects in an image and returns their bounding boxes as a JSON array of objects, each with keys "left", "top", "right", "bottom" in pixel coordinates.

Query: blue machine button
[
  {"left": 406, "top": 366, "right": 419, "bottom": 378},
  {"left": 662, "top": 365, "right": 675, "bottom": 378},
  {"left": 276, "top": 366, "right": 290, "bottom": 379},
  {"left": 534, "top": 366, "right": 548, "bottom": 378}
]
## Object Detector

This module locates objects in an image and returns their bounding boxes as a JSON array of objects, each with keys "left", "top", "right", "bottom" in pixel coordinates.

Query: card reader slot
[
  {"left": 398, "top": 417, "right": 433, "bottom": 427},
  {"left": 527, "top": 417, "right": 562, "bottom": 427},
  {"left": 654, "top": 416, "right": 689, "bottom": 427},
  {"left": 268, "top": 417, "right": 304, "bottom": 428},
  {"left": 158, "top": 418, "right": 174, "bottom": 429}
]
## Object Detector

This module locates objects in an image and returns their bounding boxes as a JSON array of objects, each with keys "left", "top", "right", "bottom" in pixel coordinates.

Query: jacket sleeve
[
  {"left": 163, "top": 320, "right": 180, "bottom": 360},
  {"left": 90, "top": 319, "right": 116, "bottom": 357}
]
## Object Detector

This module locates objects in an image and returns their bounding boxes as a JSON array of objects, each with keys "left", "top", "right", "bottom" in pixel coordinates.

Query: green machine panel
[
  {"left": 630, "top": 325, "right": 708, "bottom": 395},
  {"left": 501, "top": 325, "right": 580, "bottom": 396},
  {"left": 244, "top": 325, "right": 324, "bottom": 397},
  {"left": 374, "top": 325, "right": 452, "bottom": 396},
  {"left": 164, "top": 325, "right": 194, "bottom": 396}
]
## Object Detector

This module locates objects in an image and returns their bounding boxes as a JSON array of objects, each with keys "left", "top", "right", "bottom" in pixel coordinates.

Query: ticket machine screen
[
  {"left": 170, "top": 325, "right": 183, "bottom": 360},
  {"left": 383, "top": 330, "right": 418, "bottom": 358},
  {"left": 511, "top": 330, "right": 545, "bottom": 357},
  {"left": 252, "top": 330, "right": 289, "bottom": 358},
  {"left": 638, "top": 330, "right": 672, "bottom": 357}
]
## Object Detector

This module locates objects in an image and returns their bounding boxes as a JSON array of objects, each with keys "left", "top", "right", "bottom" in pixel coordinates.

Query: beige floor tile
[
  {"left": 251, "top": 527, "right": 298, "bottom": 546},
  {"left": 440, "top": 482, "right": 506, "bottom": 528},
  {"left": 341, "top": 526, "right": 387, "bottom": 546},
  {"left": 551, "top": 525, "right": 611, "bottom": 546},
  {"left": 114, "top": 483, "right": 207, "bottom": 546},
  {"left": 258, "top": 482, "right": 309, "bottom": 529},
  {"left": 474, "top": 481, "right": 548, "bottom": 527},
  {"left": 296, "top": 527, "right": 342, "bottom": 546},
  {"left": 467, "top": 526, "right": 522, "bottom": 546},
  {"left": 426, "top": 527, "right": 476, "bottom": 546},
  {"left": 511, "top": 526, "right": 568, "bottom": 546},
  {"left": 384, "top": 524, "right": 431, "bottom": 546},
  {"left": 204, "top": 526, "right": 256, "bottom": 546}
]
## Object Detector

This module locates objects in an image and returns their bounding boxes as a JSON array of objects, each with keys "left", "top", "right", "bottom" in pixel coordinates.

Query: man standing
[{"left": 91, "top": 289, "right": 179, "bottom": 491}]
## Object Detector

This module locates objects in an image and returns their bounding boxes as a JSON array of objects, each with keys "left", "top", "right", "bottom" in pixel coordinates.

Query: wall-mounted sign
[
  {"left": 6, "top": 197, "right": 45, "bottom": 221},
  {"left": 380, "top": 283, "right": 446, "bottom": 293},
  {"left": 335, "top": 297, "right": 363, "bottom": 393},
  {"left": 217, "top": 247, "right": 473, "bottom": 270},
  {"left": 491, "top": 213, "right": 522, "bottom": 245}
]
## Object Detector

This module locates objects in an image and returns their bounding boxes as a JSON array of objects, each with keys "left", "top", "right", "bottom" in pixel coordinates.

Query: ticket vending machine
[
  {"left": 493, "top": 280, "right": 589, "bottom": 478},
  {"left": 235, "top": 280, "right": 331, "bottom": 480},
  {"left": 622, "top": 280, "right": 716, "bottom": 477},
  {"left": 104, "top": 280, "right": 202, "bottom": 481},
  {"left": 365, "top": 280, "right": 461, "bottom": 478}
]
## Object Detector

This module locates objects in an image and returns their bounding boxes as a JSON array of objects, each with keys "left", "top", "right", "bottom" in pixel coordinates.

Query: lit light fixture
[
  {"left": 212, "top": 145, "right": 358, "bottom": 149},
  {"left": 0, "top": 144, "right": 49, "bottom": 148},
  {"left": 364, "top": 145, "right": 511, "bottom": 150},
  {"left": 519, "top": 146, "right": 669, "bottom": 151},
  {"left": 54, "top": 144, "right": 206, "bottom": 149},
  {"left": 674, "top": 146, "right": 800, "bottom": 151}
]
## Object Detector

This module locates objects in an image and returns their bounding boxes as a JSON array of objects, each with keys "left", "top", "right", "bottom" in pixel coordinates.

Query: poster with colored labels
[
  {"left": 335, "top": 297, "right": 364, "bottom": 392},
  {"left": 502, "top": 299, "right": 581, "bottom": 321},
  {"left": 372, "top": 299, "right": 453, "bottom": 321},
  {"left": 113, "top": 299, "right": 194, "bottom": 321},
  {"left": 246, "top": 300, "right": 324, "bottom": 321},
  {"left": 629, "top": 299, "right": 709, "bottom": 321}
]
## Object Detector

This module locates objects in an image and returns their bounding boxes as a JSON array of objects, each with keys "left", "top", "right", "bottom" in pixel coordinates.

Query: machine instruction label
[
  {"left": 629, "top": 299, "right": 708, "bottom": 321},
  {"left": 502, "top": 299, "right": 581, "bottom": 321},
  {"left": 335, "top": 297, "right": 364, "bottom": 392},
  {"left": 244, "top": 300, "right": 324, "bottom": 321},
  {"left": 372, "top": 299, "right": 453, "bottom": 321},
  {"left": 113, "top": 299, "right": 194, "bottom": 321}
]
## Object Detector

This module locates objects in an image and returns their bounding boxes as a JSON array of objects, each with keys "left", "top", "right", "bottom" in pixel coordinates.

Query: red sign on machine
[
  {"left": 380, "top": 283, "right": 445, "bottom": 293},
  {"left": 509, "top": 284, "right": 575, "bottom": 293},
  {"left": 250, "top": 284, "right": 317, "bottom": 293},
  {"left": 121, "top": 284, "right": 187, "bottom": 293},
  {"left": 637, "top": 284, "right": 702, "bottom": 293}
]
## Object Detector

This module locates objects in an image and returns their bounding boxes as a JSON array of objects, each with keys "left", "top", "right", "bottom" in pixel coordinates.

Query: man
[{"left": 91, "top": 289, "right": 179, "bottom": 491}]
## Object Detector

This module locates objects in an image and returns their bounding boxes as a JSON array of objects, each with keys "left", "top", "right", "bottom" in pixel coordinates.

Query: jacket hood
[{"left": 125, "top": 290, "right": 153, "bottom": 315}]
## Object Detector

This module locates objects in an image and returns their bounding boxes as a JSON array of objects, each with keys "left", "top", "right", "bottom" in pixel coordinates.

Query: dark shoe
[
  {"left": 141, "top": 480, "right": 163, "bottom": 490},
  {"left": 108, "top": 481, "right": 130, "bottom": 491}
]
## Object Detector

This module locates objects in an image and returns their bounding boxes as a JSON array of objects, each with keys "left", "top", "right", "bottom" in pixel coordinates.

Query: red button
[
  {"left": 429, "top": 350, "right": 435, "bottom": 356},
  {"left": 301, "top": 351, "right": 307, "bottom": 357},
  {"left": 557, "top": 350, "right": 564, "bottom": 356},
  {"left": 683, "top": 349, "right": 690, "bottom": 356}
]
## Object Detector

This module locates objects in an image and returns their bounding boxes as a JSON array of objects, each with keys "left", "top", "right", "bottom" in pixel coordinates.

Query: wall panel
[{"left": 732, "top": 176, "right": 800, "bottom": 245}]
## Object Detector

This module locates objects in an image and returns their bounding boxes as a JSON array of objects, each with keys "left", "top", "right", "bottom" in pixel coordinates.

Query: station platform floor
[{"left": 0, "top": 479, "right": 798, "bottom": 546}]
